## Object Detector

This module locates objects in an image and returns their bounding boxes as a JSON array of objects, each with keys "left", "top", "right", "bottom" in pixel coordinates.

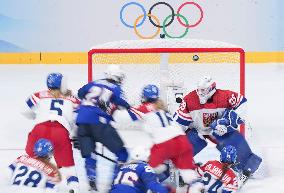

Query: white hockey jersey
[
  {"left": 9, "top": 155, "right": 61, "bottom": 190},
  {"left": 142, "top": 109, "right": 186, "bottom": 144},
  {"left": 23, "top": 90, "right": 80, "bottom": 133},
  {"left": 112, "top": 108, "right": 185, "bottom": 144}
]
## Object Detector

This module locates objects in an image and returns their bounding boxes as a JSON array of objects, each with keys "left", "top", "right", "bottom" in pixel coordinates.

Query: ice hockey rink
[{"left": 0, "top": 63, "right": 283, "bottom": 193}]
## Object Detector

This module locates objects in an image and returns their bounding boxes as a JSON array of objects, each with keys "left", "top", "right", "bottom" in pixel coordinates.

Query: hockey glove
[
  {"left": 224, "top": 109, "right": 244, "bottom": 128},
  {"left": 211, "top": 118, "right": 229, "bottom": 136},
  {"left": 71, "top": 137, "right": 80, "bottom": 150},
  {"left": 211, "top": 109, "right": 245, "bottom": 136}
]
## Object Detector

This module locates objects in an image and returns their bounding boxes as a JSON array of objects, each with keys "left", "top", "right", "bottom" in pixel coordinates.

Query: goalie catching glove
[{"left": 210, "top": 109, "right": 244, "bottom": 136}]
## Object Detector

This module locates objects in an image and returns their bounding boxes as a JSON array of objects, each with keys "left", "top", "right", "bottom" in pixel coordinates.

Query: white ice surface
[{"left": 0, "top": 64, "right": 284, "bottom": 192}]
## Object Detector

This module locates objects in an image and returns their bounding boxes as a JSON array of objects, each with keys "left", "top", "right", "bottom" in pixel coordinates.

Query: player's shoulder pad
[
  {"left": 143, "top": 164, "right": 155, "bottom": 173},
  {"left": 96, "top": 79, "right": 118, "bottom": 89},
  {"left": 202, "top": 160, "right": 222, "bottom": 170},
  {"left": 32, "top": 90, "right": 50, "bottom": 99},
  {"left": 64, "top": 94, "right": 80, "bottom": 104},
  {"left": 181, "top": 90, "right": 201, "bottom": 109},
  {"left": 183, "top": 90, "right": 198, "bottom": 100}
]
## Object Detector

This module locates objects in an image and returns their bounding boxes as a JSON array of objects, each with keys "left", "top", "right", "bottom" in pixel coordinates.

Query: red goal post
[{"left": 88, "top": 40, "right": 245, "bottom": 135}]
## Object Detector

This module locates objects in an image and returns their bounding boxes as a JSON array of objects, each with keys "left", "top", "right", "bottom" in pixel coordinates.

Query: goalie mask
[
  {"left": 104, "top": 65, "right": 125, "bottom": 84},
  {"left": 196, "top": 76, "right": 216, "bottom": 104}
]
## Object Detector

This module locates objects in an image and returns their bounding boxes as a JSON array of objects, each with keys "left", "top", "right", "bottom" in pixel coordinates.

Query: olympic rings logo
[{"left": 120, "top": 1, "right": 204, "bottom": 39}]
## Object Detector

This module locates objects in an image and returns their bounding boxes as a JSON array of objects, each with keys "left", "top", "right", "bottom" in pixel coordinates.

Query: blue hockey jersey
[
  {"left": 76, "top": 79, "right": 130, "bottom": 124},
  {"left": 110, "top": 161, "right": 169, "bottom": 193}
]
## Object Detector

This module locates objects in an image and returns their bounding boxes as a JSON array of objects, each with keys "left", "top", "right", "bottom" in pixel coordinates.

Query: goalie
[{"left": 173, "top": 76, "right": 262, "bottom": 186}]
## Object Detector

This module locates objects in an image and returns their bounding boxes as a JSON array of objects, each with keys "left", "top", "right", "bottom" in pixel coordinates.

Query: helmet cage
[{"left": 197, "top": 82, "right": 216, "bottom": 97}]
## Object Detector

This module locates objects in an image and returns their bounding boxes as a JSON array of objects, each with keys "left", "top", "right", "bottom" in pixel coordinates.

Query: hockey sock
[{"left": 85, "top": 156, "right": 97, "bottom": 181}]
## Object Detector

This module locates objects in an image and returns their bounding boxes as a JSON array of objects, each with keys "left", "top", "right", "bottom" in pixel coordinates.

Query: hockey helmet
[
  {"left": 104, "top": 65, "right": 125, "bottom": 84},
  {"left": 142, "top": 84, "right": 159, "bottom": 102},
  {"left": 220, "top": 145, "right": 237, "bottom": 164},
  {"left": 46, "top": 72, "right": 68, "bottom": 94},
  {"left": 33, "top": 138, "right": 54, "bottom": 158}
]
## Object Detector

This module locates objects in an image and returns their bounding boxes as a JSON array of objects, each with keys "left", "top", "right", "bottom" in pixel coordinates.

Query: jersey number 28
[{"left": 13, "top": 165, "right": 42, "bottom": 187}]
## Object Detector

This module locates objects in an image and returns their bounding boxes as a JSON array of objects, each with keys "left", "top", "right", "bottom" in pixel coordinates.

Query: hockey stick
[{"left": 94, "top": 151, "right": 117, "bottom": 163}]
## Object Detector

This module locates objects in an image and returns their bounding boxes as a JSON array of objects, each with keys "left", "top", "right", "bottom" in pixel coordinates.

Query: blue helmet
[
  {"left": 47, "top": 73, "right": 63, "bottom": 89},
  {"left": 33, "top": 138, "right": 54, "bottom": 158},
  {"left": 142, "top": 84, "right": 159, "bottom": 102},
  {"left": 220, "top": 145, "right": 237, "bottom": 164}
]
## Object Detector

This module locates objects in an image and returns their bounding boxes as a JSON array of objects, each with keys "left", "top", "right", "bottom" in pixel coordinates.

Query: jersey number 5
[{"left": 50, "top": 99, "right": 64, "bottom": 116}]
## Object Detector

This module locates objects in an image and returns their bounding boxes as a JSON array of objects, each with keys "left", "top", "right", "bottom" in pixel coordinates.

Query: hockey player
[
  {"left": 9, "top": 138, "right": 61, "bottom": 191},
  {"left": 76, "top": 65, "right": 130, "bottom": 191},
  {"left": 196, "top": 145, "right": 239, "bottom": 193},
  {"left": 23, "top": 73, "right": 80, "bottom": 193},
  {"left": 135, "top": 84, "right": 160, "bottom": 113},
  {"left": 173, "top": 76, "right": 262, "bottom": 184},
  {"left": 114, "top": 84, "right": 203, "bottom": 192},
  {"left": 110, "top": 146, "right": 175, "bottom": 193}
]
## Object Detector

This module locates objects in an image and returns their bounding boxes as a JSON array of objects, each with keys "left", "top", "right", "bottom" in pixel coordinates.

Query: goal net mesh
[{"left": 88, "top": 39, "right": 244, "bottom": 107}]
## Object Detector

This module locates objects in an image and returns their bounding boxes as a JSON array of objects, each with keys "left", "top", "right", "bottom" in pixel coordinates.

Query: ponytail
[
  {"left": 155, "top": 99, "right": 168, "bottom": 111},
  {"left": 219, "top": 163, "right": 231, "bottom": 181}
]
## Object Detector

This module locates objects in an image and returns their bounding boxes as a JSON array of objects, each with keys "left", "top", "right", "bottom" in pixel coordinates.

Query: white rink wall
[{"left": 0, "top": 63, "right": 283, "bottom": 192}]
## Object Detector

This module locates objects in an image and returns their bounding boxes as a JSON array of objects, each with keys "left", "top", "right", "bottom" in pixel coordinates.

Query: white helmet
[
  {"left": 196, "top": 76, "right": 216, "bottom": 104},
  {"left": 104, "top": 65, "right": 125, "bottom": 84},
  {"left": 130, "top": 146, "right": 150, "bottom": 162}
]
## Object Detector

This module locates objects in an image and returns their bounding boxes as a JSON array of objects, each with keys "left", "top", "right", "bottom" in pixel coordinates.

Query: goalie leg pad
[
  {"left": 243, "top": 153, "right": 262, "bottom": 174},
  {"left": 216, "top": 131, "right": 262, "bottom": 174},
  {"left": 186, "top": 128, "right": 207, "bottom": 156}
]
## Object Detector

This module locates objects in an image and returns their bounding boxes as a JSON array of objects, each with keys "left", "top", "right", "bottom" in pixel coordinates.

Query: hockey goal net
[{"left": 88, "top": 39, "right": 245, "bottom": 134}]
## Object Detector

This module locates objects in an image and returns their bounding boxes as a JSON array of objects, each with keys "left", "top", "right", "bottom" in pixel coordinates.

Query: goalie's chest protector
[{"left": 182, "top": 90, "right": 234, "bottom": 133}]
